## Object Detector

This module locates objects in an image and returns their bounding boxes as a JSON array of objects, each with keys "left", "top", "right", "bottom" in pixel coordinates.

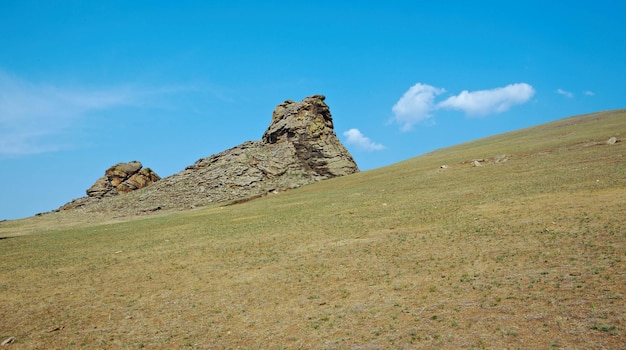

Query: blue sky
[{"left": 1, "top": 1, "right": 625, "bottom": 220}]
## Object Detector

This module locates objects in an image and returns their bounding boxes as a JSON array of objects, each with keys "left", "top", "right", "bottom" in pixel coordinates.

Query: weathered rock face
[
  {"left": 57, "top": 95, "right": 358, "bottom": 215},
  {"left": 59, "top": 161, "right": 160, "bottom": 211},
  {"left": 86, "top": 161, "right": 161, "bottom": 198},
  {"left": 260, "top": 95, "right": 358, "bottom": 177}
]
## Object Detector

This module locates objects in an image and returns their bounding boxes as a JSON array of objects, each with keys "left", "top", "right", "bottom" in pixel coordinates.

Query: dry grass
[{"left": 1, "top": 109, "right": 625, "bottom": 349}]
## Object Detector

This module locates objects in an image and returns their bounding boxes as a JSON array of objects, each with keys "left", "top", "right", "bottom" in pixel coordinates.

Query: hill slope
[{"left": 1, "top": 109, "right": 624, "bottom": 349}]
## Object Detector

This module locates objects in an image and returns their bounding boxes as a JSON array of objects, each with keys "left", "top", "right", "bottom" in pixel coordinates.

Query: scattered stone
[
  {"left": 46, "top": 325, "right": 65, "bottom": 332},
  {"left": 606, "top": 137, "right": 617, "bottom": 145},
  {"left": 472, "top": 160, "right": 483, "bottom": 167},
  {"left": 493, "top": 154, "right": 509, "bottom": 163},
  {"left": 1, "top": 337, "right": 16, "bottom": 346},
  {"left": 141, "top": 206, "right": 162, "bottom": 212}
]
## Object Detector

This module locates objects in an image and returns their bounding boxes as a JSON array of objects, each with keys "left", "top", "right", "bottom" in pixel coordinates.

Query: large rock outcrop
[
  {"left": 58, "top": 95, "right": 358, "bottom": 215},
  {"left": 260, "top": 95, "right": 359, "bottom": 176}
]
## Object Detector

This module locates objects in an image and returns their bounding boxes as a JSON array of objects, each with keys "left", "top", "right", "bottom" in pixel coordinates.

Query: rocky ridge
[{"left": 58, "top": 95, "right": 358, "bottom": 216}]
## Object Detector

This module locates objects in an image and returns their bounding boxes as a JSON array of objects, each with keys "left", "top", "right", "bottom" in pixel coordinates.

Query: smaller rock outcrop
[
  {"left": 59, "top": 161, "right": 160, "bottom": 211},
  {"left": 87, "top": 161, "right": 161, "bottom": 198}
]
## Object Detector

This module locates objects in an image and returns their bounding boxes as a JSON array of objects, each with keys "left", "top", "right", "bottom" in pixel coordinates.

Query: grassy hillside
[{"left": 1, "top": 109, "right": 625, "bottom": 349}]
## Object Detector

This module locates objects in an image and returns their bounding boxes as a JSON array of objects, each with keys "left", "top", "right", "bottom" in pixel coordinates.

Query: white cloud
[
  {"left": 556, "top": 88, "right": 574, "bottom": 98},
  {"left": 391, "top": 83, "right": 445, "bottom": 131},
  {"left": 0, "top": 71, "right": 180, "bottom": 157},
  {"left": 343, "top": 128, "right": 385, "bottom": 151},
  {"left": 437, "top": 83, "right": 535, "bottom": 116},
  {"left": 584, "top": 90, "right": 595, "bottom": 96}
]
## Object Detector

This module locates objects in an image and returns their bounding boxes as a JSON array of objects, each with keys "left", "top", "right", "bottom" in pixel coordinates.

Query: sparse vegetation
[{"left": 1, "top": 109, "right": 624, "bottom": 348}]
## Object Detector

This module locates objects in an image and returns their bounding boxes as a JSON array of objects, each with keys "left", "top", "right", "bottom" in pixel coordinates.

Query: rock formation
[
  {"left": 59, "top": 161, "right": 160, "bottom": 211},
  {"left": 58, "top": 95, "right": 358, "bottom": 215},
  {"left": 260, "top": 95, "right": 360, "bottom": 177},
  {"left": 87, "top": 161, "right": 161, "bottom": 198}
]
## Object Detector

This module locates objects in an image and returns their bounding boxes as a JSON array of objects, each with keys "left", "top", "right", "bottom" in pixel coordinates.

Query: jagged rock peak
[
  {"left": 262, "top": 95, "right": 333, "bottom": 144},
  {"left": 259, "top": 94, "right": 358, "bottom": 178}
]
